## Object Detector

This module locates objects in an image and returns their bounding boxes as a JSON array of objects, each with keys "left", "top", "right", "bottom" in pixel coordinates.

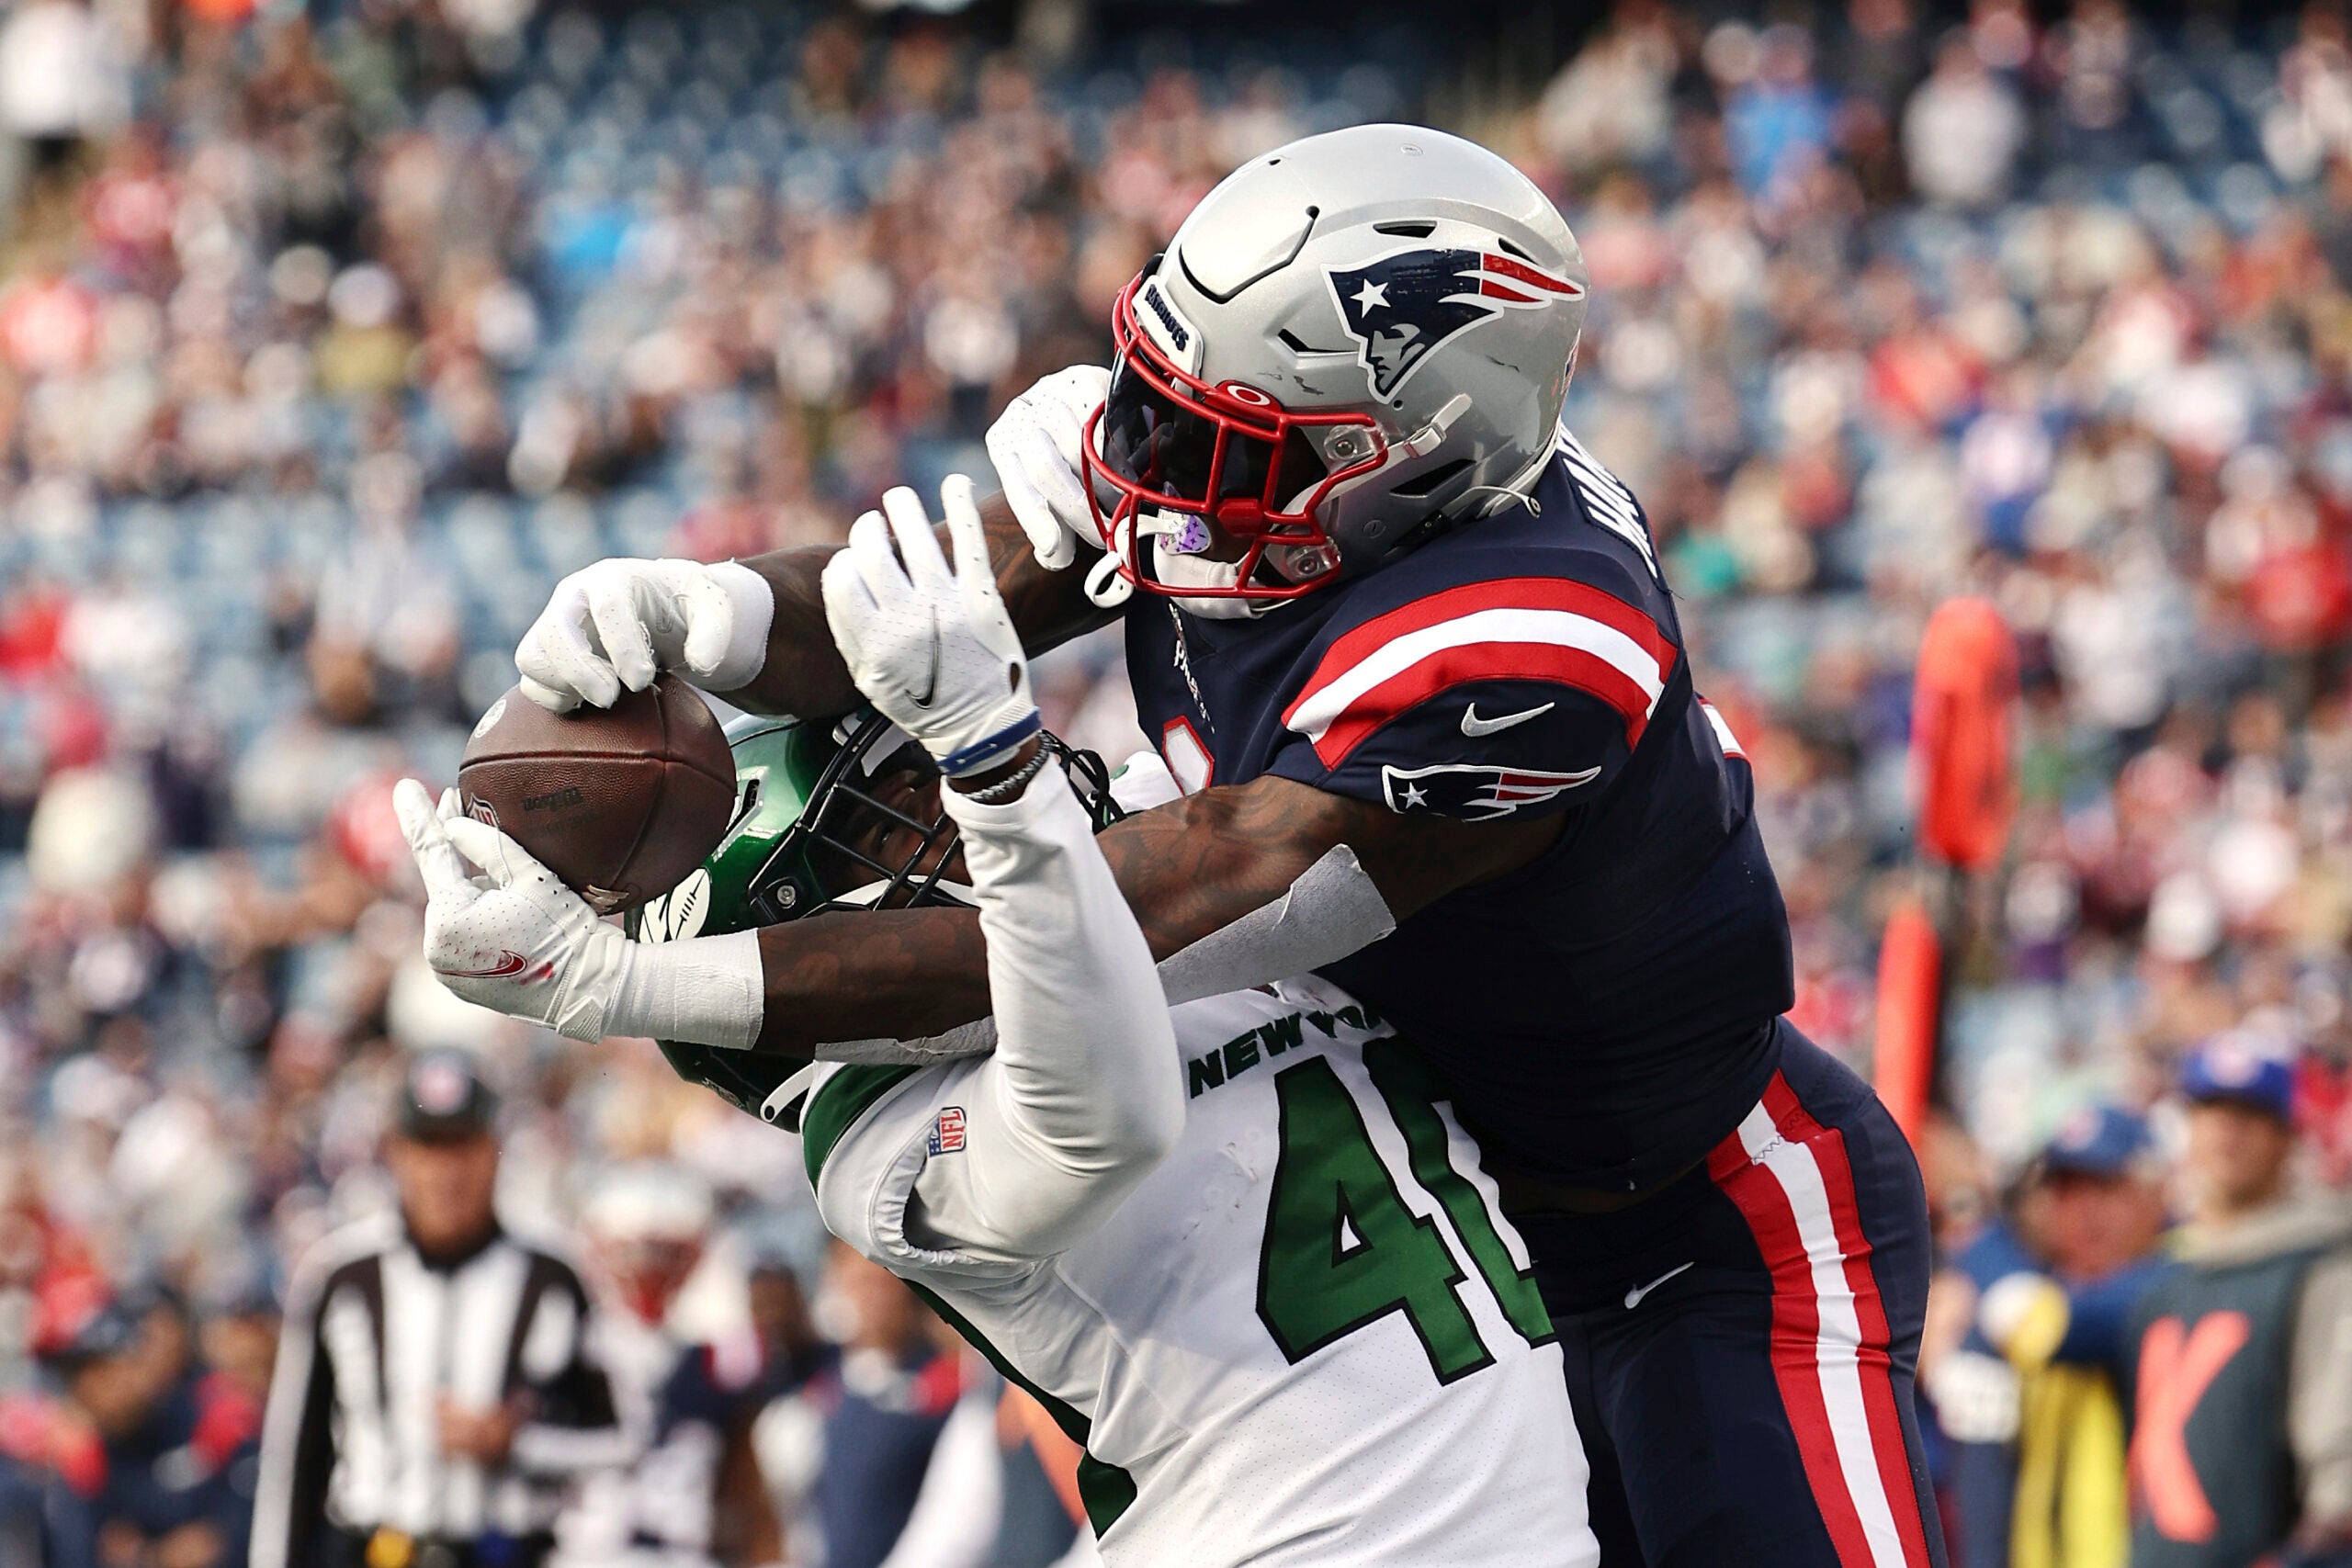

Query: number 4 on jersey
[{"left": 1256, "top": 1049, "right": 1552, "bottom": 1385}]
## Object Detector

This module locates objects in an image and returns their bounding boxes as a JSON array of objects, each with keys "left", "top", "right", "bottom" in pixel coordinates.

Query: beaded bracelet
[{"left": 960, "top": 744, "right": 1052, "bottom": 804}]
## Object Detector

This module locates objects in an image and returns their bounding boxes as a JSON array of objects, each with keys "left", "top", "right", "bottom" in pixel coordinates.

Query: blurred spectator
[
  {"left": 1533, "top": 3, "right": 1679, "bottom": 178},
  {"left": 1719, "top": 24, "right": 1837, "bottom": 200},
  {"left": 983, "top": 1388, "right": 1090, "bottom": 1568},
  {"left": 40, "top": 1292, "right": 257, "bottom": 1568},
  {"left": 250, "top": 1053, "right": 624, "bottom": 1568},
  {"left": 557, "top": 1165, "right": 784, "bottom": 1568},
  {"left": 1902, "top": 34, "right": 2027, "bottom": 209},
  {"left": 754, "top": 1245, "right": 964, "bottom": 1568},
  {"left": 0, "top": 0, "right": 123, "bottom": 228},
  {"left": 1925, "top": 1106, "right": 2169, "bottom": 1568},
  {"left": 2125, "top": 1040, "right": 2352, "bottom": 1566}
]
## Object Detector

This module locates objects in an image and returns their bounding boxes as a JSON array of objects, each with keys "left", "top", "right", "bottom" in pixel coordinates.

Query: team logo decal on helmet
[{"left": 1327, "top": 248, "right": 1585, "bottom": 400}]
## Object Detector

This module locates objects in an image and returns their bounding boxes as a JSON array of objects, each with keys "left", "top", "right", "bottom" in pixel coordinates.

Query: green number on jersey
[
  {"left": 1256, "top": 1055, "right": 1498, "bottom": 1384},
  {"left": 1362, "top": 1038, "right": 1555, "bottom": 1347}
]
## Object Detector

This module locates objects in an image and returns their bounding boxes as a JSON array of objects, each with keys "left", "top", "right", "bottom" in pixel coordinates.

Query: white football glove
[
  {"left": 395, "top": 780, "right": 762, "bottom": 1048},
  {"left": 514, "top": 558, "right": 775, "bottom": 713},
  {"left": 985, "top": 364, "right": 1110, "bottom": 571},
  {"left": 820, "top": 475, "right": 1039, "bottom": 777}
]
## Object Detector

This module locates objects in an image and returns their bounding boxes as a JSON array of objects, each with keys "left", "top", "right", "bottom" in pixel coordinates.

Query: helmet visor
[{"left": 1098, "top": 358, "right": 1329, "bottom": 526}]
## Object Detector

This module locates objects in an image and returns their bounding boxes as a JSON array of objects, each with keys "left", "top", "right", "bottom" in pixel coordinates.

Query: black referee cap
[{"left": 397, "top": 1050, "right": 498, "bottom": 1143}]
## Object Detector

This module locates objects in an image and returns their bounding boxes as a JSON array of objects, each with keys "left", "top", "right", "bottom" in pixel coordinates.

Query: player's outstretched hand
[
  {"left": 821, "top": 475, "right": 1040, "bottom": 777},
  {"left": 985, "top": 364, "right": 1109, "bottom": 570},
  {"left": 514, "top": 558, "right": 775, "bottom": 712},
  {"left": 396, "top": 778, "right": 628, "bottom": 1042}
]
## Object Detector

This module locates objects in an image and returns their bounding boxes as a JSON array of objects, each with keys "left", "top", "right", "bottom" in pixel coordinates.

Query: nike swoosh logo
[
  {"left": 436, "top": 950, "right": 532, "bottom": 980},
  {"left": 910, "top": 608, "right": 940, "bottom": 708},
  {"left": 1623, "top": 1261, "right": 1694, "bottom": 1310},
  {"left": 1462, "top": 701, "right": 1555, "bottom": 738}
]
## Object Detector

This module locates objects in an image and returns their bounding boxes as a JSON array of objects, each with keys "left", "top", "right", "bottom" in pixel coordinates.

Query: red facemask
[{"left": 1079, "top": 274, "right": 1391, "bottom": 603}]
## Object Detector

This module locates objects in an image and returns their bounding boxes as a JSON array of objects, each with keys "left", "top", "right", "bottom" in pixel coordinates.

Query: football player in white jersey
[{"left": 397, "top": 478, "right": 1597, "bottom": 1568}]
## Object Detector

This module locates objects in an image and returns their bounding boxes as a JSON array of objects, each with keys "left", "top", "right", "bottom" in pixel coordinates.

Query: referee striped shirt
[{"left": 251, "top": 1215, "right": 630, "bottom": 1568}]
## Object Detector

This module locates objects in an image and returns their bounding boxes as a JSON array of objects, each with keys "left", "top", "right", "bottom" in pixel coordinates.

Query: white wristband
[
  {"left": 607, "top": 929, "right": 765, "bottom": 1051},
  {"left": 702, "top": 561, "right": 778, "bottom": 694}
]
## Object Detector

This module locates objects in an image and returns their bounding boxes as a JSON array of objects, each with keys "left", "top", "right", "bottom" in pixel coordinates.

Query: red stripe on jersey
[
  {"left": 1758, "top": 1080, "right": 1936, "bottom": 1568},
  {"left": 1708, "top": 1083, "right": 1935, "bottom": 1568},
  {"left": 1707, "top": 1116, "right": 1876, "bottom": 1568},
  {"left": 1286, "top": 577, "right": 1676, "bottom": 718},
  {"left": 1307, "top": 639, "right": 1657, "bottom": 769}
]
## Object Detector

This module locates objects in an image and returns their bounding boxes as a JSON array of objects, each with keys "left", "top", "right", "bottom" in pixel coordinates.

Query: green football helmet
[{"left": 627, "top": 708, "right": 1120, "bottom": 1120}]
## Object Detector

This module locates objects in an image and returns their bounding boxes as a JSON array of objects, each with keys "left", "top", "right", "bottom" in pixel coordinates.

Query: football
[{"left": 458, "top": 674, "right": 737, "bottom": 916}]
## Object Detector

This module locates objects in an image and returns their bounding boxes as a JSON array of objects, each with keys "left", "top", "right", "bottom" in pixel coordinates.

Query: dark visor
[{"left": 1099, "top": 357, "right": 1328, "bottom": 516}]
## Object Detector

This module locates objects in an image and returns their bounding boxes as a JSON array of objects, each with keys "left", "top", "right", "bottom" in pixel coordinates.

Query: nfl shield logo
[{"left": 928, "top": 1107, "right": 967, "bottom": 1156}]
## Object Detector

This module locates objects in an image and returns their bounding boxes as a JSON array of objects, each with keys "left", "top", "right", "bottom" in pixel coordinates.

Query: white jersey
[{"left": 797, "top": 977, "right": 1590, "bottom": 1568}]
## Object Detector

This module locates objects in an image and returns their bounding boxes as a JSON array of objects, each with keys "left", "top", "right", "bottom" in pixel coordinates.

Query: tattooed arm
[
  {"left": 726, "top": 491, "right": 1113, "bottom": 719},
  {"left": 753, "top": 774, "right": 1562, "bottom": 1053}
]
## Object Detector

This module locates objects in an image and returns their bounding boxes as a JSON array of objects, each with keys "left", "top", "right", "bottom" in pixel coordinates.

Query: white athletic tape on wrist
[
  {"left": 607, "top": 929, "right": 765, "bottom": 1051},
  {"left": 1154, "top": 844, "right": 1396, "bottom": 1006}
]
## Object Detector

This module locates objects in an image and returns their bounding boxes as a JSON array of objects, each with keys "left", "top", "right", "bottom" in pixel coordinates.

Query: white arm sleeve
[{"left": 906, "top": 759, "right": 1184, "bottom": 1260}]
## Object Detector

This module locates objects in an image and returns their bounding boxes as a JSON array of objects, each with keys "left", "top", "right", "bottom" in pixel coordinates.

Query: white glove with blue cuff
[{"left": 821, "top": 475, "right": 1040, "bottom": 778}]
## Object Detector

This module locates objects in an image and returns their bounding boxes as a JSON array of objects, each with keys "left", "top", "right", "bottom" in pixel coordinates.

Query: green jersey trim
[
  {"left": 906, "top": 1281, "right": 1137, "bottom": 1538},
  {"left": 800, "top": 1065, "right": 921, "bottom": 1187}
]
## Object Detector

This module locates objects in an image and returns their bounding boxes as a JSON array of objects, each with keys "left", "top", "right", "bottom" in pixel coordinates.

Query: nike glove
[
  {"left": 984, "top": 365, "right": 1110, "bottom": 571},
  {"left": 396, "top": 780, "right": 763, "bottom": 1047},
  {"left": 820, "top": 475, "right": 1039, "bottom": 777},
  {"left": 514, "top": 558, "right": 775, "bottom": 713}
]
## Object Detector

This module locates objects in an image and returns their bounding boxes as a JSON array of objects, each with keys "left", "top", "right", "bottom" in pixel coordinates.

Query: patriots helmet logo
[{"left": 1327, "top": 246, "right": 1584, "bottom": 400}]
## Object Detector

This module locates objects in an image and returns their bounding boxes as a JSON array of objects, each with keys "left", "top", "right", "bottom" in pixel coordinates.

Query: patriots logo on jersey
[
  {"left": 1327, "top": 247, "right": 1583, "bottom": 400},
  {"left": 1381, "top": 761, "right": 1600, "bottom": 819},
  {"left": 927, "top": 1106, "right": 967, "bottom": 1156}
]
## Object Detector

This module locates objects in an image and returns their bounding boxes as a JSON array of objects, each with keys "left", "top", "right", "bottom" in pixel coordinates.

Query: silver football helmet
[{"left": 1080, "top": 123, "right": 1589, "bottom": 605}]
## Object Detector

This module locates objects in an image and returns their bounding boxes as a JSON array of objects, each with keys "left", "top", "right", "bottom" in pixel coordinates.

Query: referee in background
[{"left": 252, "top": 1052, "right": 628, "bottom": 1568}]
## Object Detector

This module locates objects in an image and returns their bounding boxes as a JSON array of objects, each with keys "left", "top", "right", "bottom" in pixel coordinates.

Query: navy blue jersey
[{"left": 1124, "top": 427, "right": 1794, "bottom": 1190}]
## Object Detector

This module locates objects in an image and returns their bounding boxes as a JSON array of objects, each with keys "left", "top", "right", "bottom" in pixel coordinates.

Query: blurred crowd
[{"left": 0, "top": 0, "right": 2346, "bottom": 1559}]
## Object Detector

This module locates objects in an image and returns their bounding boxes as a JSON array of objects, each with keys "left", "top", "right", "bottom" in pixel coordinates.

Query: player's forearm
[
  {"left": 751, "top": 790, "right": 1343, "bottom": 1052},
  {"left": 726, "top": 491, "right": 1112, "bottom": 718},
  {"left": 750, "top": 775, "right": 1560, "bottom": 1052},
  {"left": 752, "top": 905, "right": 995, "bottom": 1054},
  {"left": 723, "top": 543, "right": 862, "bottom": 717}
]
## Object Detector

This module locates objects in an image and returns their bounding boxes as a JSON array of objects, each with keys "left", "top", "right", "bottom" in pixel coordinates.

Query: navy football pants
[{"left": 1517, "top": 1023, "right": 1950, "bottom": 1568}]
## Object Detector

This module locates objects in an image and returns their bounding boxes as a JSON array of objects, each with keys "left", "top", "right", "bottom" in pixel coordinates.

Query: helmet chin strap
[
  {"left": 1083, "top": 508, "right": 1299, "bottom": 617},
  {"left": 1084, "top": 513, "right": 1138, "bottom": 609},
  {"left": 1459, "top": 436, "right": 1555, "bottom": 520},
  {"left": 1151, "top": 538, "right": 1268, "bottom": 619}
]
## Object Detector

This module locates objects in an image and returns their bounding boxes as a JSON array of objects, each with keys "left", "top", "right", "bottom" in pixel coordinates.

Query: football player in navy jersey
[{"left": 476, "top": 125, "right": 1945, "bottom": 1568}]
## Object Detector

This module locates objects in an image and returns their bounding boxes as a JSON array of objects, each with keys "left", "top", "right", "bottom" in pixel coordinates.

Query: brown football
[{"left": 458, "top": 674, "right": 736, "bottom": 915}]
